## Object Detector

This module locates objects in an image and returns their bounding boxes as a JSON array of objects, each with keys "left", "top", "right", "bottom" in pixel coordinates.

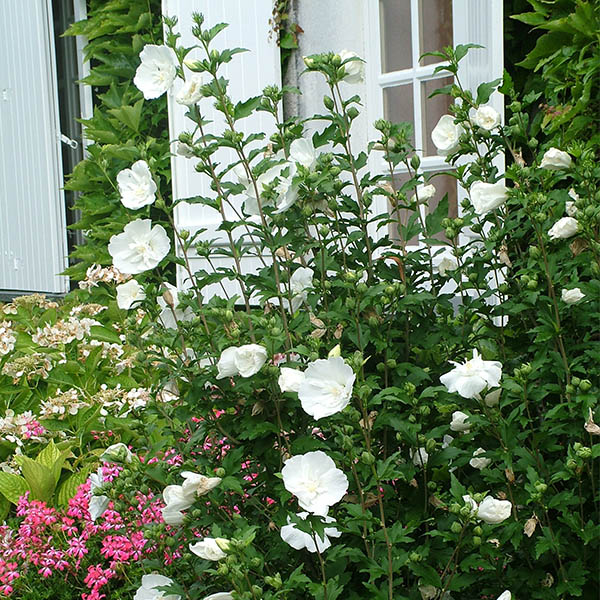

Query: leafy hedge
[{"left": 63, "top": 0, "right": 172, "bottom": 280}]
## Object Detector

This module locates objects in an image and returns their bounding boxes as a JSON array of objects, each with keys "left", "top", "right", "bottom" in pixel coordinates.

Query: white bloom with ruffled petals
[
  {"left": 117, "top": 160, "right": 157, "bottom": 210},
  {"left": 108, "top": 219, "right": 170, "bottom": 275},
  {"left": 472, "top": 105, "right": 501, "bottom": 130},
  {"left": 470, "top": 181, "right": 508, "bottom": 216},
  {"left": 450, "top": 410, "right": 471, "bottom": 433},
  {"left": 298, "top": 356, "right": 355, "bottom": 420},
  {"left": 116, "top": 279, "right": 146, "bottom": 310},
  {"left": 440, "top": 350, "right": 502, "bottom": 399},
  {"left": 134, "top": 45, "right": 178, "bottom": 100},
  {"left": 496, "top": 592, "right": 511, "bottom": 600},
  {"left": 216, "top": 344, "right": 268, "bottom": 379},
  {"left": 431, "top": 115, "right": 464, "bottom": 156},
  {"left": 282, "top": 450, "right": 348, "bottom": 515},
  {"left": 477, "top": 496, "right": 512, "bottom": 524},
  {"left": 134, "top": 574, "right": 180, "bottom": 600},
  {"left": 289, "top": 266, "right": 314, "bottom": 312},
  {"left": 203, "top": 594, "right": 233, "bottom": 600},
  {"left": 290, "top": 138, "right": 317, "bottom": 170},
  {"left": 279, "top": 367, "right": 306, "bottom": 393},
  {"left": 176, "top": 74, "right": 203, "bottom": 106},
  {"left": 189, "top": 537, "right": 229, "bottom": 561},
  {"left": 280, "top": 512, "right": 342, "bottom": 553},
  {"left": 181, "top": 471, "right": 222, "bottom": 497},
  {"left": 540, "top": 147, "right": 572, "bottom": 170},
  {"left": 470, "top": 448, "right": 491, "bottom": 470},
  {"left": 548, "top": 217, "right": 578, "bottom": 240},
  {"left": 339, "top": 50, "right": 364, "bottom": 84},
  {"left": 411, "top": 447, "right": 429, "bottom": 468},
  {"left": 561, "top": 288, "right": 584, "bottom": 304}
]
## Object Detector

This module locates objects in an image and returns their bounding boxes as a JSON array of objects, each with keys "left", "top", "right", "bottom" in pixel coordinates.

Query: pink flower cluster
[{"left": 0, "top": 466, "right": 165, "bottom": 599}]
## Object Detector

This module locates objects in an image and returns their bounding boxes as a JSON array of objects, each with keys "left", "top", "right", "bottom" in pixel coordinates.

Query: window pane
[
  {"left": 425, "top": 171, "right": 458, "bottom": 241},
  {"left": 383, "top": 84, "right": 415, "bottom": 145},
  {"left": 421, "top": 77, "right": 453, "bottom": 156},
  {"left": 379, "top": 0, "right": 412, "bottom": 72},
  {"left": 389, "top": 173, "right": 420, "bottom": 247},
  {"left": 419, "top": 0, "right": 453, "bottom": 65}
]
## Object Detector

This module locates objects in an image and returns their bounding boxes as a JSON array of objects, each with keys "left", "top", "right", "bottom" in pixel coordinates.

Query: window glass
[
  {"left": 383, "top": 84, "right": 415, "bottom": 145},
  {"left": 419, "top": 0, "right": 453, "bottom": 65},
  {"left": 425, "top": 171, "right": 458, "bottom": 241},
  {"left": 379, "top": 0, "right": 412, "bottom": 72},
  {"left": 421, "top": 76, "right": 453, "bottom": 155}
]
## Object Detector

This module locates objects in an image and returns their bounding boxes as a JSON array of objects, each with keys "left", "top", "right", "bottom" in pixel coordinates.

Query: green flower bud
[
  {"left": 386, "top": 358, "right": 397, "bottom": 369},
  {"left": 357, "top": 282, "right": 368, "bottom": 294},
  {"left": 450, "top": 521, "right": 463, "bottom": 533},
  {"left": 361, "top": 451, "right": 376, "bottom": 465},
  {"left": 449, "top": 503, "right": 461, "bottom": 514},
  {"left": 571, "top": 376, "right": 581, "bottom": 387},
  {"left": 323, "top": 95, "right": 335, "bottom": 110},
  {"left": 215, "top": 467, "right": 226, "bottom": 477},
  {"left": 472, "top": 536, "right": 481, "bottom": 546},
  {"left": 576, "top": 446, "right": 592, "bottom": 459},
  {"left": 409, "top": 552, "right": 422, "bottom": 562},
  {"left": 579, "top": 379, "right": 592, "bottom": 392},
  {"left": 473, "top": 526, "right": 483, "bottom": 535},
  {"left": 460, "top": 506, "right": 473, "bottom": 518},
  {"left": 410, "top": 154, "right": 421, "bottom": 170},
  {"left": 347, "top": 106, "right": 360, "bottom": 120}
]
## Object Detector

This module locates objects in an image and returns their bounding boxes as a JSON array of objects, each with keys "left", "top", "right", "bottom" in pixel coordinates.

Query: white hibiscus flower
[
  {"left": 440, "top": 350, "right": 502, "bottom": 399},
  {"left": 117, "top": 160, "right": 157, "bottom": 210},
  {"left": 108, "top": 219, "right": 170, "bottom": 275},
  {"left": 280, "top": 512, "right": 342, "bottom": 553},
  {"left": 134, "top": 45, "right": 178, "bottom": 100},
  {"left": 298, "top": 356, "right": 355, "bottom": 420},
  {"left": 282, "top": 450, "right": 348, "bottom": 515}
]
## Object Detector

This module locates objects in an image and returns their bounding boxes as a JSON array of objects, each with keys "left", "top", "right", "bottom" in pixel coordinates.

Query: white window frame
[{"left": 364, "top": 0, "right": 504, "bottom": 249}]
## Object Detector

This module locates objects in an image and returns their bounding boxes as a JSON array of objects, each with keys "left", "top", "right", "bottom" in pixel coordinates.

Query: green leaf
[
  {"left": 57, "top": 468, "right": 93, "bottom": 506},
  {"left": 0, "top": 473, "right": 29, "bottom": 504},
  {"left": 90, "top": 325, "right": 122, "bottom": 344},
  {"left": 426, "top": 194, "right": 449, "bottom": 236},
  {"left": 15, "top": 457, "right": 56, "bottom": 502},
  {"left": 36, "top": 440, "right": 61, "bottom": 469},
  {"left": 108, "top": 98, "right": 144, "bottom": 132},
  {"left": 233, "top": 96, "right": 262, "bottom": 121},
  {"left": 475, "top": 78, "right": 502, "bottom": 105}
]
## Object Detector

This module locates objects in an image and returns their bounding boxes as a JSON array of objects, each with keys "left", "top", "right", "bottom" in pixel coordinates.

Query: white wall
[{"left": 288, "top": 0, "right": 371, "bottom": 153}]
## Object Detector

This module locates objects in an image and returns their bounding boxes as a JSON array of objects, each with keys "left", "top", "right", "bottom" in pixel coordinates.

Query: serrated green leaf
[
  {"left": 16, "top": 457, "right": 56, "bottom": 502},
  {"left": 0, "top": 473, "right": 29, "bottom": 504}
]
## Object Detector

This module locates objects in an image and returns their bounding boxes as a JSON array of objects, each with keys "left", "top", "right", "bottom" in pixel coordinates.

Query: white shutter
[
  {"left": 0, "top": 0, "right": 69, "bottom": 294},
  {"left": 453, "top": 0, "right": 504, "bottom": 118},
  {"left": 162, "top": 0, "right": 280, "bottom": 299}
]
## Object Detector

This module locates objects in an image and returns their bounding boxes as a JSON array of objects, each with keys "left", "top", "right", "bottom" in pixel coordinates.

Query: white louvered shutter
[
  {"left": 162, "top": 0, "right": 280, "bottom": 299},
  {"left": 0, "top": 0, "right": 69, "bottom": 294}
]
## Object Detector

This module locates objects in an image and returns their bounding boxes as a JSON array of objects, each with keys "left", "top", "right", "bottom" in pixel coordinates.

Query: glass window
[
  {"left": 419, "top": 0, "right": 453, "bottom": 65},
  {"left": 383, "top": 84, "right": 415, "bottom": 145},
  {"left": 421, "top": 76, "right": 453, "bottom": 155},
  {"left": 379, "top": 0, "right": 413, "bottom": 72}
]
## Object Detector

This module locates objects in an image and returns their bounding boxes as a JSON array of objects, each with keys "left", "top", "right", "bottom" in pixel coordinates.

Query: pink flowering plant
[{"left": 10, "top": 9, "right": 600, "bottom": 600}]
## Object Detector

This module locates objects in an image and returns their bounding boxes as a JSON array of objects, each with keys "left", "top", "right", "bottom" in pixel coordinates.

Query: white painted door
[
  {"left": 0, "top": 0, "right": 70, "bottom": 294},
  {"left": 163, "top": 0, "right": 280, "bottom": 299}
]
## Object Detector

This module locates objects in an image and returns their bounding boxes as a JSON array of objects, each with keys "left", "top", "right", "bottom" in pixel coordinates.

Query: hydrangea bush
[{"left": 9, "top": 12, "right": 600, "bottom": 600}]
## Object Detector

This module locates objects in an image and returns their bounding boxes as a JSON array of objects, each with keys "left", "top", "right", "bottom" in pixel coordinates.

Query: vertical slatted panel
[
  {"left": 162, "top": 0, "right": 280, "bottom": 298},
  {"left": 0, "top": 0, "right": 69, "bottom": 294}
]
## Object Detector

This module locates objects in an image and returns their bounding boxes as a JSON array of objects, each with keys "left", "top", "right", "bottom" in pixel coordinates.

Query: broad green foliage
[
  {"left": 52, "top": 14, "right": 597, "bottom": 600},
  {"left": 510, "top": 0, "right": 600, "bottom": 144},
  {"left": 4, "top": 7, "right": 599, "bottom": 600},
  {"left": 63, "top": 0, "right": 172, "bottom": 281}
]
